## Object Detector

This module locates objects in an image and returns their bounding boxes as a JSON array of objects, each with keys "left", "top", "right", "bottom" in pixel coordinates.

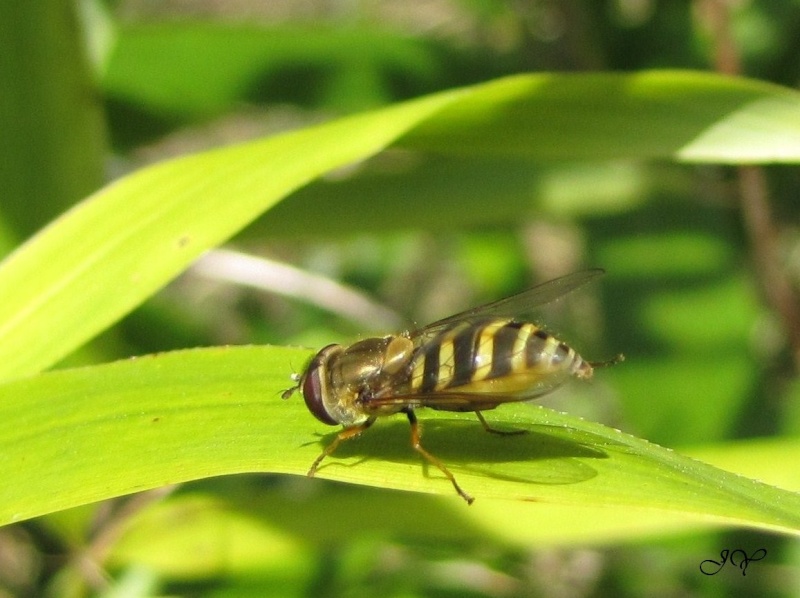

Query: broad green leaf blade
[
  {"left": 103, "top": 492, "right": 707, "bottom": 578},
  {"left": 401, "top": 71, "right": 800, "bottom": 162},
  {"left": 257, "top": 158, "right": 651, "bottom": 238},
  {"left": 0, "top": 89, "right": 464, "bottom": 383},
  {"left": 105, "top": 490, "right": 771, "bottom": 577},
  {"left": 111, "top": 435, "right": 800, "bottom": 573},
  {"left": 1, "top": 346, "right": 798, "bottom": 535},
  {"left": 2, "top": 71, "right": 800, "bottom": 383}
]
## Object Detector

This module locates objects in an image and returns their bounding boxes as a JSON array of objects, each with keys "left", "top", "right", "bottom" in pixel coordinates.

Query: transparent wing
[
  {"left": 363, "top": 374, "right": 571, "bottom": 413},
  {"left": 363, "top": 390, "right": 510, "bottom": 413},
  {"left": 360, "top": 269, "right": 602, "bottom": 411},
  {"left": 409, "top": 268, "right": 604, "bottom": 344}
]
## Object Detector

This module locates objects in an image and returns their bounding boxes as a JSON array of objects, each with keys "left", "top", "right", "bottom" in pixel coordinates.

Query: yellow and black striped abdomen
[{"left": 409, "top": 319, "right": 591, "bottom": 399}]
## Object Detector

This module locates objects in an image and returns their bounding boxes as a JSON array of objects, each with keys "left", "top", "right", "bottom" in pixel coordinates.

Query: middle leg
[{"left": 405, "top": 409, "right": 474, "bottom": 505}]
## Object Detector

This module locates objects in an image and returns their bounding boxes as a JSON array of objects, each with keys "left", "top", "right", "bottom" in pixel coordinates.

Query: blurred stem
[
  {"left": 0, "top": 0, "right": 107, "bottom": 241},
  {"left": 738, "top": 167, "right": 800, "bottom": 368},
  {"left": 698, "top": 0, "right": 800, "bottom": 370},
  {"left": 190, "top": 248, "right": 404, "bottom": 331}
]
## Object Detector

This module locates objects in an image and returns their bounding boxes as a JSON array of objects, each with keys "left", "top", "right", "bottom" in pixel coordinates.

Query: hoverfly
[{"left": 282, "top": 269, "right": 622, "bottom": 504}]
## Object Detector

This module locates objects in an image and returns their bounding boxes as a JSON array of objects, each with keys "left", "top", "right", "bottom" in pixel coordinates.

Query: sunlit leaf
[
  {"left": 1, "top": 71, "right": 799, "bottom": 384},
  {"left": 1, "top": 346, "right": 798, "bottom": 537}
]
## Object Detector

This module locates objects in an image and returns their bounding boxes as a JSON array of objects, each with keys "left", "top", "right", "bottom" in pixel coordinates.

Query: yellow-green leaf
[{"left": 1, "top": 346, "right": 798, "bottom": 537}]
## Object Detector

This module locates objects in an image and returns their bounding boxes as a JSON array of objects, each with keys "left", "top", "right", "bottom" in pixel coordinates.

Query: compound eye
[{"left": 301, "top": 346, "right": 339, "bottom": 426}]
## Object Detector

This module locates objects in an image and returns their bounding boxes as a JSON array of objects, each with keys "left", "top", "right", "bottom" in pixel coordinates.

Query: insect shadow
[{"left": 308, "top": 417, "right": 612, "bottom": 487}]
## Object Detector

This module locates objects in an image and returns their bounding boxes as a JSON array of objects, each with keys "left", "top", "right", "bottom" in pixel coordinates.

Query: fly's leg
[
  {"left": 405, "top": 409, "right": 474, "bottom": 505},
  {"left": 308, "top": 417, "right": 376, "bottom": 477},
  {"left": 475, "top": 411, "right": 526, "bottom": 436}
]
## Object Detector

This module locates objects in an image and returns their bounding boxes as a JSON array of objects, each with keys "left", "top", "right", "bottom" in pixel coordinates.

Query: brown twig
[
  {"left": 698, "top": 0, "right": 800, "bottom": 370},
  {"left": 737, "top": 167, "right": 800, "bottom": 368}
]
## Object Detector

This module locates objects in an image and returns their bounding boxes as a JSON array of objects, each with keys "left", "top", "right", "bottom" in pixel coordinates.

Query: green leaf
[
  {"left": 256, "top": 158, "right": 651, "bottom": 238},
  {"left": 108, "top": 437, "right": 800, "bottom": 575},
  {"left": 1, "top": 71, "right": 800, "bottom": 384},
  {"left": 1, "top": 346, "right": 798, "bottom": 536},
  {"left": 104, "top": 23, "right": 440, "bottom": 117},
  {"left": 401, "top": 71, "right": 800, "bottom": 162},
  {"left": 0, "top": 89, "right": 461, "bottom": 383}
]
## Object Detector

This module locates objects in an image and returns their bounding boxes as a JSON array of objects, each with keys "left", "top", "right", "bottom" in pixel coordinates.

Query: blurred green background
[{"left": 2, "top": 0, "right": 800, "bottom": 596}]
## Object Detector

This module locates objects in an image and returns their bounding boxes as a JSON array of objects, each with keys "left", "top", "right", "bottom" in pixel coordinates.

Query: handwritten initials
[{"left": 700, "top": 548, "right": 767, "bottom": 576}]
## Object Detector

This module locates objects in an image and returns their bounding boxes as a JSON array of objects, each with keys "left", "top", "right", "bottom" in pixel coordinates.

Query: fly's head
[{"left": 282, "top": 344, "right": 343, "bottom": 426}]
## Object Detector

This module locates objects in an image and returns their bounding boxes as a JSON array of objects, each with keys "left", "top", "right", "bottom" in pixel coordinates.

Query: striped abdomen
[{"left": 408, "top": 319, "right": 592, "bottom": 399}]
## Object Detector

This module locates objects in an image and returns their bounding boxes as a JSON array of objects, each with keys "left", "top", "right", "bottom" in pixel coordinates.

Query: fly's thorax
[
  {"left": 381, "top": 335, "right": 415, "bottom": 375},
  {"left": 333, "top": 334, "right": 415, "bottom": 396},
  {"left": 335, "top": 336, "right": 397, "bottom": 385}
]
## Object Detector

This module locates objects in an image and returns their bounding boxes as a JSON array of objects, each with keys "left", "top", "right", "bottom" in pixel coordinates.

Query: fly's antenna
[{"left": 281, "top": 371, "right": 301, "bottom": 400}]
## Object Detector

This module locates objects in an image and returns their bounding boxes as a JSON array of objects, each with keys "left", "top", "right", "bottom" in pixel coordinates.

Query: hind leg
[{"left": 474, "top": 411, "right": 526, "bottom": 436}]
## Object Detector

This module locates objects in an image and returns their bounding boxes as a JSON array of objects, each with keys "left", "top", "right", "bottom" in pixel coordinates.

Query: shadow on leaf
[{"left": 310, "top": 415, "right": 613, "bottom": 486}]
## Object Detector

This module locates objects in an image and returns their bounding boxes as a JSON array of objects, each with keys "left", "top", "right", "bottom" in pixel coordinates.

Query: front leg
[{"left": 308, "top": 417, "right": 376, "bottom": 476}]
